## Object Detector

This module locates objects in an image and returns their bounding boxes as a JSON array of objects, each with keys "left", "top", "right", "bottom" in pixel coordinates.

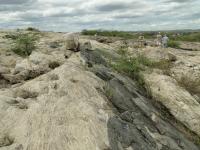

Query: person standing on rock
[
  {"left": 94, "top": 33, "right": 98, "bottom": 40},
  {"left": 162, "top": 34, "right": 169, "bottom": 48},
  {"left": 156, "top": 32, "right": 162, "bottom": 47},
  {"left": 138, "top": 34, "right": 145, "bottom": 48}
]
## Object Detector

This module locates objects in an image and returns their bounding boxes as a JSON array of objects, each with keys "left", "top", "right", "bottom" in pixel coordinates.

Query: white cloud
[{"left": 0, "top": 0, "right": 199, "bottom": 31}]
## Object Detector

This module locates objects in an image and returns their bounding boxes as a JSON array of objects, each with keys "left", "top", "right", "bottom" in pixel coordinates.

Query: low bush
[
  {"left": 178, "top": 76, "right": 200, "bottom": 96},
  {"left": 112, "top": 56, "right": 151, "bottom": 87},
  {"left": 26, "top": 27, "right": 40, "bottom": 32},
  {"left": 169, "top": 32, "right": 200, "bottom": 42},
  {"left": 11, "top": 33, "right": 38, "bottom": 57},
  {"left": 151, "top": 59, "right": 172, "bottom": 70},
  {"left": 82, "top": 30, "right": 137, "bottom": 39},
  {"left": 117, "top": 48, "right": 128, "bottom": 56},
  {"left": 112, "top": 49, "right": 173, "bottom": 88},
  {"left": 177, "top": 32, "right": 200, "bottom": 42},
  {"left": 168, "top": 40, "right": 180, "bottom": 48}
]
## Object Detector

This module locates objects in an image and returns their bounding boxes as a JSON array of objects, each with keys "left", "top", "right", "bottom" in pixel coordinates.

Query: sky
[{"left": 0, "top": 0, "right": 199, "bottom": 31}]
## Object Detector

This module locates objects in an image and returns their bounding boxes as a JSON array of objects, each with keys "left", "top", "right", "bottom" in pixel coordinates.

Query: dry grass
[
  {"left": 178, "top": 76, "right": 200, "bottom": 96},
  {"left": 48, "top": 61, "right": 60, "bottom": 69}
]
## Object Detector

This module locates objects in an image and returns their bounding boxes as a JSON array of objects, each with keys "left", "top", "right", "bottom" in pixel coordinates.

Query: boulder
[
  {"left": 14, "top": 59, "right": 33, "bottom": 74},
  {"left": 0, "top": 66, "right": 10, "bottom": 74},
  {"left": 64, "top": 33, "right": 80, "bottom": 52},
  {"left": 168, "top": 52, "right": 177, "bottom": 62},
  {"left": 29, "top": 51, "right": 55, "bottom": 66}
]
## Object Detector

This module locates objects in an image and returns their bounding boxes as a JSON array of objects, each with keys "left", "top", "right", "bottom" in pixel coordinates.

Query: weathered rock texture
[{"left": 0, "top": 30, "right": 199, "bottom": 150}]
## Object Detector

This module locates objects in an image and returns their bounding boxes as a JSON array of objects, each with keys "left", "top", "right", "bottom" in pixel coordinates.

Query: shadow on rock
[
  {"left": 79, "top": 46, "right": 200, "bottom": 150},
  {"left": 106, "top": 75, "right": 200, "bottom": 150}
]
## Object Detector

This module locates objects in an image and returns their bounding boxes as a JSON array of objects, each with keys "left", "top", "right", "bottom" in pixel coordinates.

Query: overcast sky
[{"left": 0, "top": 0, "right": 199, "bottom": 31}]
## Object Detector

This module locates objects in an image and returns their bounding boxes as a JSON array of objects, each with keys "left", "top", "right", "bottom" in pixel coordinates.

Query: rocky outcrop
[
  {"left": 0, "top": 31, "right": 200, "bottom": 150},
  {"left": 81, "top": 48, "right": 200, "bottom": 150},
  {"left": 144, "top": 72, "right": 200, "bottom": 137},
  {"left": 179, "top": 42, "right": 200, "bottom": 51},
  {"left": 0, "top": 57, "right": 114, "bottom": 150}
]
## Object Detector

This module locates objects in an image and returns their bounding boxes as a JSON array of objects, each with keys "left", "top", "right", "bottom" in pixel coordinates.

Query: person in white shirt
[
  {"left": 156, "top": 32, "right": 162, "bottom": 47},
  {"left": 162, "top": 34, "right": 169, "bottom": 48}
]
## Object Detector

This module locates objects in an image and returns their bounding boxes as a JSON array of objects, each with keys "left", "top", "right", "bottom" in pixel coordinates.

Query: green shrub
[
  {"left": 82, "top": 30, "right": 137, "bottom": 39},
  {"left": 26, "top": 27, "right": 40, "bottom": 32},
  {"left": 136, "top": 55, "right": 154, "bottom": 67},
  {"left": 151, "top": 59, "right": 172, "bottom": 70},
  {"left": 169, "top": 32, "right": 200, "bottom": 42},
  {"left": 112, "top": 51, "right": 173, "bottom": 88},
  {"left": 168, "top": 40, "right": 180, "bottom": 48},
  {"left": 12, "top": 33, "right": 38, "bottom": 57},
  {"left": 112, "top": 56, "right": 148, "bottom": 87},
  {"left": 177, "top": 32, "right": 200, "bottom": 42}
]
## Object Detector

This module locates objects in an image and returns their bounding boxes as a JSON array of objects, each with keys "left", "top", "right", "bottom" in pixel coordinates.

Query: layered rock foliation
[
  {"left": 81, "top": 46, "right": 200, "bottom": 150},
  {"left": 0, "top": 31, "right": 199, "bottom": 150}
]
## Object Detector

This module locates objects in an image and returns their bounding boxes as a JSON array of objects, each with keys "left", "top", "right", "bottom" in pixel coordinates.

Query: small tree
[
  {"left": 26, "top": 27, "right": 40, "bottom": 32},
  {"left": 12, "top": 33, "right": 38, "bottom": 57}
]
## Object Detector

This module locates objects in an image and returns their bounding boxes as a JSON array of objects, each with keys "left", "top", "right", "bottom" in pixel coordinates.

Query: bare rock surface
[
  {"left": 144, "top": 72, "right": 200, "bottom": 136},
  {"left": 0, "top": 56, "right": 114, "bottom": 150},
  {"left": 81, "top": 48, "right": 200, "bottom": 150},
  {"left": 179, "top": 41, "right": 200, "bottom": 51}
]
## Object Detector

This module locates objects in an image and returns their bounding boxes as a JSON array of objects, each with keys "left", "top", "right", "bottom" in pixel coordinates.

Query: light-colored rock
[
  {"left": 80, "top": 41, "right": 92, "bottom": 51},
  {"left": 0, "top": 66, "right": 10, "bottom": 74},
  {"left": 144, "top": 72, "right": 200, "bottom": 136},
  {"left": 0, "top": 57, "right": 114, "bottom": 150},
  {"left": 64, "top": 33, "right": 79, "bottom": 51},
  {"left": 0, "top": 30, "right": 200, "bottom": 149},
  {"left": 29, "top": 51, "right": 54, "bottom": 65},
  {"left": 168, "top": 52, "right": 177, "bottom": 61},
  {"left": 14, "top": 59, "right": 33, "bottom": 73}
]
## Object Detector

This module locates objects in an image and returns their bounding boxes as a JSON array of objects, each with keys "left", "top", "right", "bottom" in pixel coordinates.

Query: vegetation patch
[
  {"left": 168, "top": 40, "right": 180, "bottom": 48},
  {"left": 112, "top": 56, "right": 147, "bottom": 88},
  {"left": 117, "top": 48, "right": 128, "bottom": 56},
  {"left": 26, "top": 27, "right": 40, "bottom": 32},
  {"left": 82, "top": 30, "right": 137, "bottom": 39},
  {"left": 112, "top": 49, "right": 173, "bottom": 88},
  {"left": 178, "top": 76, "right": 200, "bottom": 97},
  {"left": 103, "top": 84, "right": 113, "bottom": 100},
  {"left": 170, "top": 32, "right": 200, "bottom": 42},
  {"left": 48, "top": 61, "right": 60, "bottom": 69},
  {"left": 151, "top": 59, "right": 173, "bottom": 76},
  {"left": 11, "top": 33, "right": 38, "bottom": 57}
]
